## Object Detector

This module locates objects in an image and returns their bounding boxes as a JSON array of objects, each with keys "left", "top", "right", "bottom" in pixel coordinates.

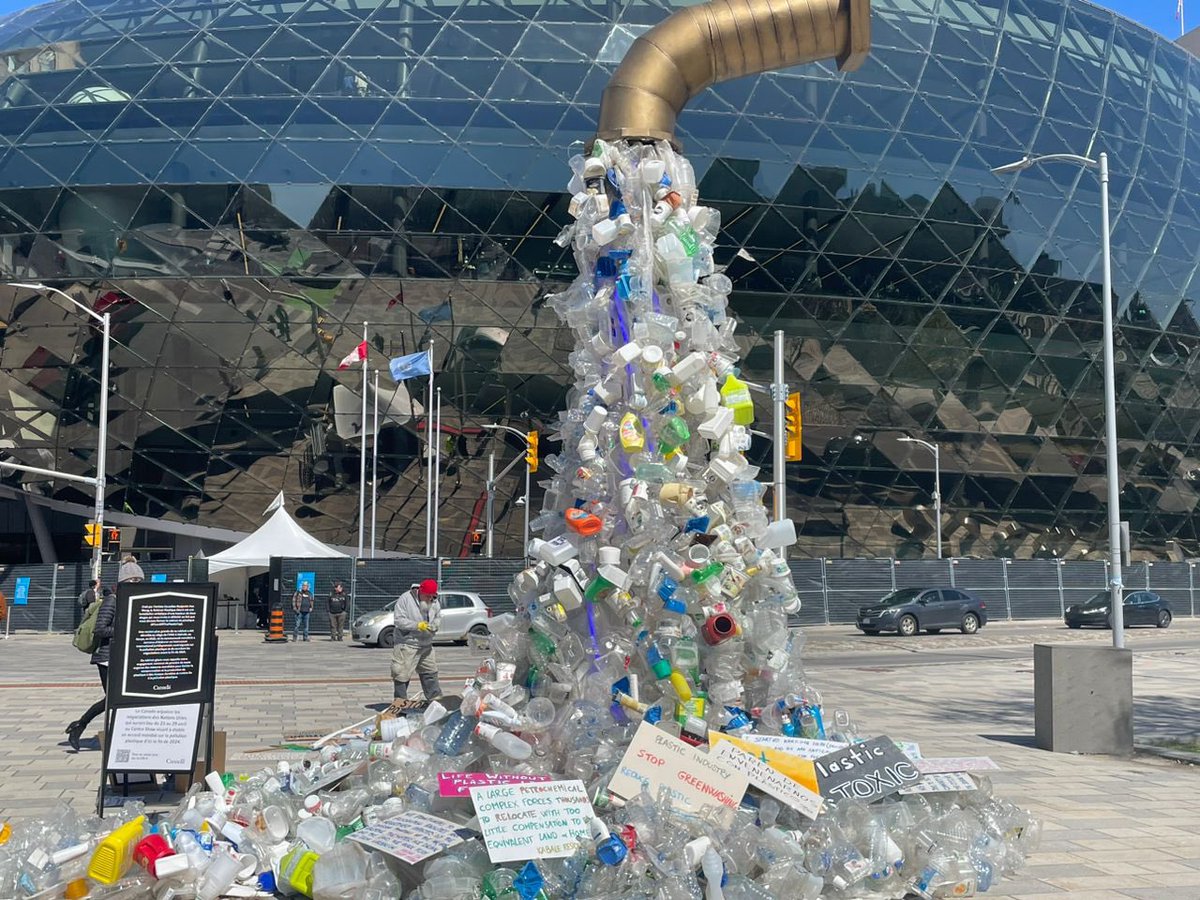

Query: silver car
[{"left": 351, "top": 589, "right": 492, "bottom": 647}]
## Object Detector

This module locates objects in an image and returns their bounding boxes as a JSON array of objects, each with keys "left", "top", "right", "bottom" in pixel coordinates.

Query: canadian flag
[{"left": 337, "top": 340, "right": 368, "bottom": 370}]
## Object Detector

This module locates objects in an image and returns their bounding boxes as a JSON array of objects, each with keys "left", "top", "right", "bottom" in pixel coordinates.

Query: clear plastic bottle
[{"left": 434, "top": 711, "right": 477, "bottom": 756}]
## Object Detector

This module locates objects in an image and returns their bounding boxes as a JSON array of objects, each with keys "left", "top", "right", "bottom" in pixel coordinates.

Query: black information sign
[
  {"left": 108, "top": 582, "right": 217, "bottom": 708},
  {"left": 813, "top": 736, "right": 920, "bottom": 803}
]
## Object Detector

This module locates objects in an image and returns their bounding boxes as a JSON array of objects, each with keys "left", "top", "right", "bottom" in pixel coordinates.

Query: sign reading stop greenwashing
[{"left": 813, "top": 735, "right": 920, "bottom": 803}]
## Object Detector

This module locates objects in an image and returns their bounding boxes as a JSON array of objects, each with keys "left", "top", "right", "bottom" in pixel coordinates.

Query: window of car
[
  {"left": 878, "top": 588, "right": 922, "bottom": 606},
  {"left": 942, "top": 590, "right": 970, "bottom": 603},
  {"left": 1124, "top": 592, "right": 1146, "bottom": 606},
  {"left": 1082, "top": 593, "right": 1109, "bottom": 609},
  {"left": 440, "top": 594, "right": 471, "bottom": 609}
]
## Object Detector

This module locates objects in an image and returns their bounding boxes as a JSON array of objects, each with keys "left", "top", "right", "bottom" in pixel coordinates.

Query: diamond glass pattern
[{"left": 0, "top": 0, "right": 1196, "bottom": 561}]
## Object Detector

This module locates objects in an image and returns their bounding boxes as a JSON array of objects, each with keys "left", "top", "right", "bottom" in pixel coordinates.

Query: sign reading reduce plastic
[
  {"left": 108, "top": 583, "right": 217, "bottom": 708},
  {"left": 813, "top": 735, "right": 920, "bottom": 803}
]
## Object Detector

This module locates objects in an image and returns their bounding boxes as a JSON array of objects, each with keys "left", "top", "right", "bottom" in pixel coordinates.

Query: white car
[{"left": 351, "top": 589, "right": 492, "bottom": 647}]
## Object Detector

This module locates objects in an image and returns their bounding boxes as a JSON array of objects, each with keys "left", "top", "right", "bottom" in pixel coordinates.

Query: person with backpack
[
  {"left": 292, "top": 580, "right": 314, "bottom": 642},
  {"left": 66, "top": 586, "right": 116, "bottom": 750},
  {"left": 78, "top": 579, "right": 98, "bottom": 609}
]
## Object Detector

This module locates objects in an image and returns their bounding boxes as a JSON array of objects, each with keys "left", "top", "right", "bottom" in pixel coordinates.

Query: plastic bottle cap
[{"left": 650, "top": 659, "right": 672, "bottom": 680}]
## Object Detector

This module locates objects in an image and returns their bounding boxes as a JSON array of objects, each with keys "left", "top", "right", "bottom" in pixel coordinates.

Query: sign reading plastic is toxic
[{"left": 813, "top": 735, "right": 920, "bottom": 803}]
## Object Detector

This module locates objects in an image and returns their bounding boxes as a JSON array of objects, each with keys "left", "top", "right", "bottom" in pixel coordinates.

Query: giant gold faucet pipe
[{"left": 595, "top": 0, "right": 870, "bottom": 147}]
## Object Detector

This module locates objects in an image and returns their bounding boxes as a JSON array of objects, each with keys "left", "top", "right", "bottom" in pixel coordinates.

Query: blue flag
[
  {"left": 417, "top": 299, "right": 452, "bottom": 323},
  {"left": 390, "top": 350, "right": 432, "bottom": 382}
]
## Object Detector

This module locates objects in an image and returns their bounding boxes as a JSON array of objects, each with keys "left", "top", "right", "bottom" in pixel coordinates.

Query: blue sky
[{"left": 0, "top": 0, "right": 1186, "bottom": 37}]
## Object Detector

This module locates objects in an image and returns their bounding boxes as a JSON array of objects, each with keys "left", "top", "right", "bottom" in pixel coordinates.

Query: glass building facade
[{"left": 0, "top": 0, "right": 1197, "bottom": 561}]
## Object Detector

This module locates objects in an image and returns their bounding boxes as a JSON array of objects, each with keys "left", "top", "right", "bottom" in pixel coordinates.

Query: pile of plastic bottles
[{"left": 0, "top": 139, "right": 1040, "bottom": 899}]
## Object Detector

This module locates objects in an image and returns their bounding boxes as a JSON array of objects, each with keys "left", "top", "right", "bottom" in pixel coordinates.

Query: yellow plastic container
[
  {"left": 719, "top": 374, "right": 754, "bottom": 425},
  {"left": 618, "top": 412, "right": 645, "bottom": 453},
  {"left": 0, "top": 821, "right": 10, "bottom": 845},
  {"left": 87, "top": 816, "right": 146, "bottom": 885},
  {"left": 279, "top": 845, "right": 319, "bottom": 898}
]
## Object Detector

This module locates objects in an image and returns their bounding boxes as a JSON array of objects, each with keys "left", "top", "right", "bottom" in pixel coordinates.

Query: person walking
[
  {"left": 65, "top": 586, "right": 116, "bottom": 750},
  {"left": 390, "top": 579, "right": 442, "bottom": 706},
  {"left": 78, "top": 579, "right": 99, "bottom": 609},
  {"left": 292, "top": 580, "right": 314, "bottom": 642},
  {"left": 327, "top": 581, "right": 349, "bottom": 642}
]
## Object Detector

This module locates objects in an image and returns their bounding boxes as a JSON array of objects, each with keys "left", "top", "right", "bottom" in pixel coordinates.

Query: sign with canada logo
[{"left": 108, "top": 583, "right": 217, "bottom": 707}]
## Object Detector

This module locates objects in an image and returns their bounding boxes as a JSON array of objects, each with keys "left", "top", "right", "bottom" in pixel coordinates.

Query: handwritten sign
[
  {"left": 742, "top": 734, "right": 921, "bottom": 761},
  {"left": 609, "top": 721, "right": 748, "bottom": 819},
  {"left": 438, "top": 772, "right": 551, "bottom": 797},
  {"left": 914, "top": 757, "right": 999, "bottom": 774},
  {"left": 813, "top": 736, "right": 920, "bottom": 802},
  {"left": 711, "top": 741, "right": 823, "bottom": 819},
  {"left": 348, "top": 812, "right": 463, "bottom": 864},
  {"left": 470, "top": 780, "right": 593, "bottom": 863},
  {"left": 707, "top": 732, "right": 820, "bottom": 794},
  {"left": 900, "top": 772, "right": 978, "bottom": 795}
]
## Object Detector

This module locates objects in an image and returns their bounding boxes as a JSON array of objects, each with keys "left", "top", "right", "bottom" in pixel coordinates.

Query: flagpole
[
  {"left": 425, "top": 339, "right": 434, "bottom": 557},
  {"left": 433, "top": 386, "right": 442, "bottom": 558},
  {"left": 371, "top": 368, "right": 380, "bottom": 559},
  {"left": 358, "top": 321, "right": 368, "bottom": 558}
]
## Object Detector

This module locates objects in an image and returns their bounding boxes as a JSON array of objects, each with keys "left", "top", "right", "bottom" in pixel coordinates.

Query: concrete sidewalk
[{"left": 1, "top": 630, "right": 1198, "bottom": 898}]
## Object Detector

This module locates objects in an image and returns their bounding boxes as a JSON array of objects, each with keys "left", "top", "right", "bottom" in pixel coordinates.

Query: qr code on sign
[{"left": 114, "top": 749, "right": 130, "bottom": 763}]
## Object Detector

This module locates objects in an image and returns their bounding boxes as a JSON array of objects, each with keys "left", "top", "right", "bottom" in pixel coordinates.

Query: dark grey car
[{"left": 856, "top": 587, "right": 988, "bottom": 636}]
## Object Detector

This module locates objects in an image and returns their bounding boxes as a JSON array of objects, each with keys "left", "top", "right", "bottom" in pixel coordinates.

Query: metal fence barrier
[{"left": 1, "top": 556, "right": 1194, "bottom": 636}]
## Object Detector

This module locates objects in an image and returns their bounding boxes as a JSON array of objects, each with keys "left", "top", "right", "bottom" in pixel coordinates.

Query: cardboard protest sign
[
  {"left": 707, "top": 731, "right": 819, "bottom": 795},
  {"left": 711, "top": 741, "right": 823, "bottom": 819},
  {"left": 609, "top": 721, "right": 748, "bottom": 818},
  {"left": 348, "top": 812, "right": 464, "bottom": 864},
  {"left": 900, "top": 772, "right": 978, "bottom": 795},
  {"left": 914, "top": 757, "right": 999, "bottom": 774},
  {"left": 470, "top": 780, "right": 593, "bottom": 863},
  {"left": 743, "top": 734, "right": 921, "bottom": 761},
  {"left": 438, "top": 772, "right": 551, "bottom": 797},
  {"left": 813, "top": 736, "right": 920, "bottom": 802}
]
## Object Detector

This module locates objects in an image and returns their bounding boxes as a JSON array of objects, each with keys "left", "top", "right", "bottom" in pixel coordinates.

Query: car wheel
[
  {"left": 926, "top": 628, "right": 941, "bottom": 635},
  {"left": 378, "top": 626, "right": 395, "bottom": 649},
  {"left": 1067, "top": 623, "right": 1081, "bottom": 629},
  {"left": 898, "top": 615, "right": 918, "bottom": 637},
  {"left": 469, "top": 624, "right": 489, "bottom": 636},
  {"left": 1158, "top": 610, "right": 1172, "bottom": 629},
  {"left": 960, "top": 613, "right": 980, "bottom": 635}
]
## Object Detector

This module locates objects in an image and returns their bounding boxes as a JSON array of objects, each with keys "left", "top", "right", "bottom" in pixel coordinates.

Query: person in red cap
[{"left": 390, "top": 578, "right": 442, "bottom": 706}]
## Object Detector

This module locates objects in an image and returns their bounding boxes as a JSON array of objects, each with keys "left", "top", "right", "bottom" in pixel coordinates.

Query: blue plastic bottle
[{"left": 434, "top": 711, "right": 477, "bottom": 755}]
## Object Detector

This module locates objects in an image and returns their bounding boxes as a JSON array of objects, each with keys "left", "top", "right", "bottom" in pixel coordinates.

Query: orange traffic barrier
[{"left": 265, "top": 608, "right": 287, "bottom": 643}]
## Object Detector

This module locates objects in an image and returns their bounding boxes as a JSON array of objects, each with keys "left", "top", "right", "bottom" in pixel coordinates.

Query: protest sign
[
  {"left": 900, "top": 772, "right": 979, "bottom": 795},
  {"left": 742, "top": 734, "right": 921, "bottom": 761},
  {"left": 470, "top": 780, "right": 593, "bottom": 863},
  {"left": 707, "top": 731, "right": 819, "bottom": 794},
  {"left": 711, "top": 741, "right": 823, "bottom": 819},
  {"left": 348, "top": 812, "right": 463, "bottom": 864},
  {"left": 914, "top": 757, "right": 999, "bottom": 774},
  {"left": 609, "top": 721, "right": 748, "bottom": 818},
  {"left": 813, "top": 735, "right": 920, "bottom": 802},
  {"left": 438, "top": 772, "right": 551, "bottom": 798}
]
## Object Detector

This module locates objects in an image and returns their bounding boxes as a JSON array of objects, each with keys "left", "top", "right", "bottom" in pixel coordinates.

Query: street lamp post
[
  {"left": 991, "top": 152, "right": 1124, "bottom": 651},
  {"left": 898, "top": 436, "right": 942, "bottom": 559},
  {"left": 10, "top": 282, "right": 110, "bottom": 580},
  {"left": 481, "top": 424, "right": 533, "bottom": 556}
]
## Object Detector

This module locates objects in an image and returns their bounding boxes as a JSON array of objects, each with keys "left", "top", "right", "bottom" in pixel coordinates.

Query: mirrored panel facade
[{"left": 0, "top": 0, "right": 1197, "bottom": 561}]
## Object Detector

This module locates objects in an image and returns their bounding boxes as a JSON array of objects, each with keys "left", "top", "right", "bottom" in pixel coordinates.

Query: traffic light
[
  {"left": 785, "top": 392, "right": 803, "bottom": 462},
  {"left": 525, "top": 430, "right": 539, "bottom": 473},
  {"left": 106, "top": 527, "right": 121, "bottom": 554},
  {"left": 83, "top": 523, "right": 101, "bottom": 548}
]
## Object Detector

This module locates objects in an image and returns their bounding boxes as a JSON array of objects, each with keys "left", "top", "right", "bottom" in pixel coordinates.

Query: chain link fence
[{"left": 2, "top": 556, "right": 1195, "bottom": 635}]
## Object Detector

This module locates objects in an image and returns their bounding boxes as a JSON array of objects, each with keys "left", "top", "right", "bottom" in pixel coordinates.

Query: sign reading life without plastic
[{"left": 813, "top": 736, "right": 921, "bottom": 803}]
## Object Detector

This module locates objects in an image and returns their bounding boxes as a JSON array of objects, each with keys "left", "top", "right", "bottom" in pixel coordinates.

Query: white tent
[{"left": 207, "top": 505, "right": 349, "bottom": 575}]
